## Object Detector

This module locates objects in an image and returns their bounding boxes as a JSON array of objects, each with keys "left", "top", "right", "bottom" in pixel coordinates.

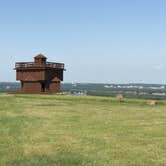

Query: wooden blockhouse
[{"left": 15, "top": 54, "right": 65, "bottom": 93}]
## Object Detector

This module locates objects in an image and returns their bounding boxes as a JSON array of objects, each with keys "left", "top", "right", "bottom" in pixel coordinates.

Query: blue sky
[{"left": 0, "top": 0, "right": 165, "bottom": 83}]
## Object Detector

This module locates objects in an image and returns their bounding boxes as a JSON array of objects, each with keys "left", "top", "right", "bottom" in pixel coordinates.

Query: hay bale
[
  {"left": 147, "top": 100, "right": 158, "bottom": 106},
  {"left": 116, "top": 94, "right": 124, "bottom": 102}
]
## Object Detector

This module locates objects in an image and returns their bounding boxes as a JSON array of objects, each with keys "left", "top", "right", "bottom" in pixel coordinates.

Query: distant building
[{"left": 15, "top": 54, "right": 65, "bottom": 93}]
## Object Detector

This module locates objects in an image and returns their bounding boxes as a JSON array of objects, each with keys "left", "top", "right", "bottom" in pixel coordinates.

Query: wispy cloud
[{"left": 153, "top": 65, "right": 162, "bottom": 71}]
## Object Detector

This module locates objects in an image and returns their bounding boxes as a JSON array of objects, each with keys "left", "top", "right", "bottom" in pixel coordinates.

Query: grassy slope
[{"left": 0, "top": 94, "right": 166, "bottom": 166}]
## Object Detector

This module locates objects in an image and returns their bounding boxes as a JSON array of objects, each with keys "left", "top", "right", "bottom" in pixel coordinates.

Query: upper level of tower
[{"left": 15, "top": 54, "right": 64, "bottom": 70}]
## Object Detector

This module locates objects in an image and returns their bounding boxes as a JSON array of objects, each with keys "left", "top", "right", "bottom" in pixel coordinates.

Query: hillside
[{"left": 0, "top": 94, "right": 166, "bottom": 166}]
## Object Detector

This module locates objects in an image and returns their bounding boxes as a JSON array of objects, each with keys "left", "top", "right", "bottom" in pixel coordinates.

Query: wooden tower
[{"left": 15, "top": 54, "right": 65, "bottom": 93}]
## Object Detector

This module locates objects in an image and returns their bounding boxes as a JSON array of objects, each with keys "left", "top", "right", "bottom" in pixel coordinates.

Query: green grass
[{"left": 0, "top": 94, "right": 166, "bottom": 166}]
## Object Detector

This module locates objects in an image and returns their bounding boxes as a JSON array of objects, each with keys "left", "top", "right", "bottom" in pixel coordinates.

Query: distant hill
[
  {"left": 0, "top": 82, "right": 20, "bottom": 92},
  {"left": 1, "top": 82, "right": 166, "bottom": 99},
  {"left": 61, "top": 83, "right": 166, "bottom": 99}
]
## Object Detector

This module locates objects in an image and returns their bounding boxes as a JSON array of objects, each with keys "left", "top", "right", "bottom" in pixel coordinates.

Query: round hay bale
[
  {"left": 147, "top": 100, "right": 157, "bottom": 106},
  {"left": 116, "top": 94, "right": 124, "bottom": 102}
]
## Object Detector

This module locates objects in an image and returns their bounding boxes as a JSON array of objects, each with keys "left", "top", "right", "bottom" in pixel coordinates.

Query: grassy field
[{"left": 0, "top": 94, "right": 166, "bottom": 166}]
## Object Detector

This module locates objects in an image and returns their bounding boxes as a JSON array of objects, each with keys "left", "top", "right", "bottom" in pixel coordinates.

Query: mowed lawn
[{"left": 0, "top": 94, "right": 166, "bottom": 166}]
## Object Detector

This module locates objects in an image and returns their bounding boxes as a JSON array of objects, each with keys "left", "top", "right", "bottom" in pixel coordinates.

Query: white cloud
[{"left": 153, "top": 65, "right": 162, "bottom": 71}]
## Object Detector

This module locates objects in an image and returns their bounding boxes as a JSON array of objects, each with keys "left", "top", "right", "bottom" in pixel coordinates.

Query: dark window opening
[
  {"left": 41, "top": 82, "right": 46, "bottom": 92},
  {"left": 21, "top": 81, "right": 24, "bottom": 91}
]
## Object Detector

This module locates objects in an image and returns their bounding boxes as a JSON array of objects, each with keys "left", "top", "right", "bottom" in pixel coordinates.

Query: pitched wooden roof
[{"left": 34, "top": 54, "right": 47, "bottom": 59}]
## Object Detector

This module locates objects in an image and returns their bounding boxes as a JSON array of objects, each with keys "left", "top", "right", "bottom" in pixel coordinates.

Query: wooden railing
[{"left": 15, "top": 62, "right": 64, "bottom": 69}]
